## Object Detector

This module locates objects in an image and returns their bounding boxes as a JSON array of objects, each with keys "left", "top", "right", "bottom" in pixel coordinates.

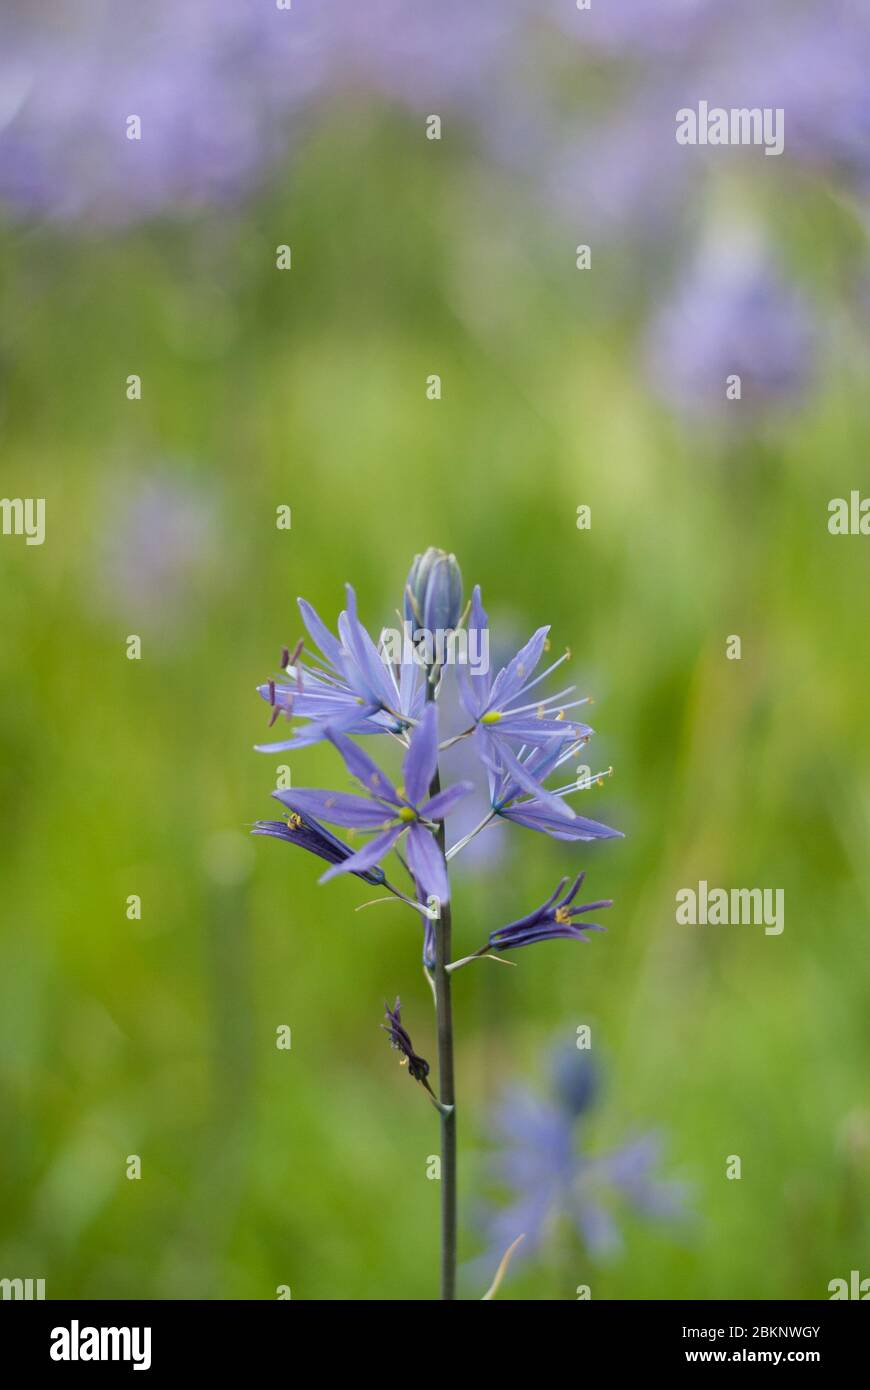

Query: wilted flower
[
  {"left": 251, "top": 813, "right": 386, "bottom": 887},
  {"left": 382, "top": 997, "right": 431, "bottom": 1086},
  {"left": 487, "top": 874, "right": 611, "bottom": 954}
]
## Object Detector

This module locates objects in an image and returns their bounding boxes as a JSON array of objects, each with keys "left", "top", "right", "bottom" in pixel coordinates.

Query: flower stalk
[{"left": 426, "top": 680, "right": 458, "bottom": 1301}]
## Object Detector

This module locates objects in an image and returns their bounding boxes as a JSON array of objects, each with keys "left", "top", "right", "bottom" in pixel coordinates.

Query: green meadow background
[{"left": 1, "top": 115, "right": 869, "bottom": 1301}]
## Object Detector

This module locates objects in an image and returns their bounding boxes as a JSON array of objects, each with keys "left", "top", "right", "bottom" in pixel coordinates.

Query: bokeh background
[{"left": 1, "top": 0, "right": 869, "bottom": 1300}]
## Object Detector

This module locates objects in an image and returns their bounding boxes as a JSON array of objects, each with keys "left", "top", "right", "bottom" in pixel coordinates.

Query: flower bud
[{"left": 404, "top": 548, "right": 463, "bottom": 633}]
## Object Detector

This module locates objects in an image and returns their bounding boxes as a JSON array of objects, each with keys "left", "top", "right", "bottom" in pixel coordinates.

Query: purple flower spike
[{"left": 488, "top": 874, "right": 611, "bottom": 953}]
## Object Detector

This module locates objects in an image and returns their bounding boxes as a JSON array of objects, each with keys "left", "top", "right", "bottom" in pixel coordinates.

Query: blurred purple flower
[
  {"left": 646, "top": 231, "right": 815, "bottom": 417},
  {"left": 0, "top": 0, "right": 331, "bottom": 221},
  {"left": 95, "top": 470, "right": 220, "bottom": 627},
  {"left": 483, "top": 1045, "right": 687, "bottom": 1272}
]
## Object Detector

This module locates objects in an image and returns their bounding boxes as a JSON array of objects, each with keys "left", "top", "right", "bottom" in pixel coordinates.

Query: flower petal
[
  {"left": 406, "top": 822, "right": 449, "bottom": 904},
  {"left": 487, "top": 625, "right": 549, "bottom": 712},
  {"left": 275, "top": 787, "right": 393, "bottom": 829},
  {"left": 337, "top": 584, "right": 397, "bottom": 709},
  {"left": 328, "top": 728, "right": 402, "bottom": 806},
  {"left": 500, "top": 803, "right": 622, "bottom": 841},
  {"left": 456, "top": 584, "right": 491, "bottom": 720},
  {"left": 422, "top": 781, "right": 474, "bottom": 820},
  {"left": 493, "top": 738, "right": 577, "bottom": 820},
  {"left": 297, "top": 595, "right": 344, "bottom": 668},
  {"left": 403, "top": 702, "right": 439, "bottom": 804},
  {"left": 319, "top": 825, "right": 403, "bottom": 882}
]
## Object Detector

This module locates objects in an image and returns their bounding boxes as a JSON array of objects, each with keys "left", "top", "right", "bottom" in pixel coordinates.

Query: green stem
[{"left": 427, "top": 675, "right": 457, "bottom": 1301}]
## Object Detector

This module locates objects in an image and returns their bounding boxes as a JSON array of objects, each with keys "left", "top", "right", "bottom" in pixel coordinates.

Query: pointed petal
[
  {"left": 328, "top": 729, "right": 401, "bottom": 806},
  {"left": 338, "top": 585, "right": 397, "bottom": 709},
  {"left": 501, "top": 803, "right": 622, "bottom": 841},
  {"left": 275, "top": 788, "right": 393, "bottom": 829},
  {"left": 298, "top": 596, "right": 344, "bottom": 668},
  {"left": 560, "top": 872, "right": 587, "bottom": 907},
  {"left": 422, "top": 781, "right": 474, "bottom": 820},
  {"left": 488, "top": 626, "right": 549, "bottom": 712},
  {"left": 406, "top": 823, "right": 449, "bottom": 904},
  {"left": 494, "top": 738, "right": 577, "bottom": 820},
  {"left": 457, "top": 584, "right": 491, "bottom": 720},
  {"left": 319, "top": 825, "right": 402, "bottom": 882},
  {"left": 403, "top": 703, "right": 439, "bottom": 804}
]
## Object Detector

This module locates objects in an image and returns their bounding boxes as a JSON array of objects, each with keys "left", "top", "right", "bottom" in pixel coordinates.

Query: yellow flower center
[
  {"left": 555, "top": 907, "right": 572, "bottom": 925},
  {"left": 398, "top": 806, "right": 416, "bottom": 823},
  {"left": 481, "top": 710, "right": 502, "bottom": 724},
  {"left": 286, "top": 814, "right": 303, "bottom": 830}
]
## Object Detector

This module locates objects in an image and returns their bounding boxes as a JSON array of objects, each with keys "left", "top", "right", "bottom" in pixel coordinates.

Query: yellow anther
[
  {"left": 286, "top": 814, "right": 303, "bottom": 830},
  {"left": 556, "top": 710, "right": 565, "bottom": 721},
  {"left": 398, "top": 806, "right": 416, "bottom": 823},
  {"left": 555, "top": 907, "right": 572, "bottom": 925},
  {"left": 481, "top": 710, "right": 502, "bottom": 724}
]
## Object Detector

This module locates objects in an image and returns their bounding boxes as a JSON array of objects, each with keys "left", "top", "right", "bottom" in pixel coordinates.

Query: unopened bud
[{"left": 404, "top": 548, "right": 463, "bottom": 634}]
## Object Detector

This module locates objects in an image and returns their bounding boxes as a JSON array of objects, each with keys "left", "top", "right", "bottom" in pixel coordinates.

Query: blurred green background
[{"left": 2, "top": 106, "right": 870, "bottom": 1301}]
